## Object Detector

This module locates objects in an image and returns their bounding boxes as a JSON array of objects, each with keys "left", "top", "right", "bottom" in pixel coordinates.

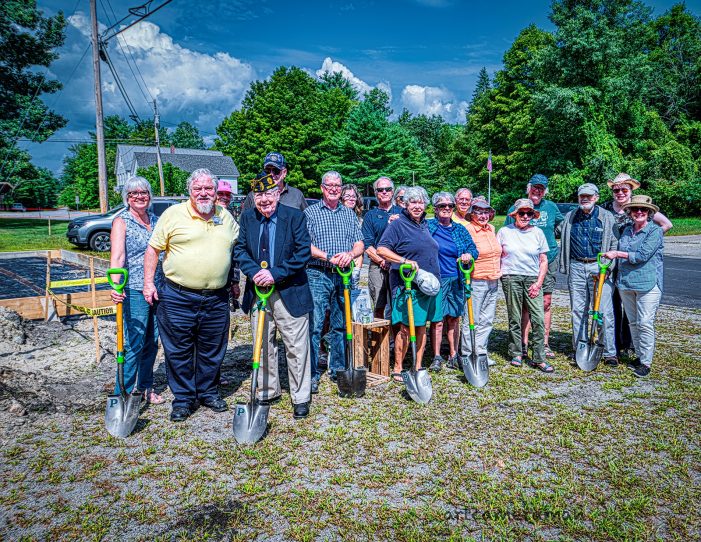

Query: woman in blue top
[
  {"left": 602, "top": 195, "right": 664, "bottom": 378},
  {"left": 427, "top": 191, "right": 478, "bottom": 372},
  {"left": 109, "top": 176, "right": 165, "bottom": 404},
  {"left": 377, "top": 186, "right": 441, "bottom": 380}
]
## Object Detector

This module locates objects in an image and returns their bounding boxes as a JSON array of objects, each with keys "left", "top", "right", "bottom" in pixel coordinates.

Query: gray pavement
[{"left": 0, "top": 209, "right": 95, "bottom": 220}]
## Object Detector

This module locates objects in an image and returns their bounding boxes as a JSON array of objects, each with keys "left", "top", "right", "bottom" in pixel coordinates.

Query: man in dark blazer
[{"left": 234, "top": 172, "right": 314, "bottom": 419}]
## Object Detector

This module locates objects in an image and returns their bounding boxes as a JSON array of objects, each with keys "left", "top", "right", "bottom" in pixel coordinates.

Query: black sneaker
[
  {"left": 429, "top": 356, "right": 443, "bottom": 372},
  {"left": 604, "top": 356, "right": 619, "bottom": 367},
  {"left": 445, "top": 355, "right": 460, "bottom": 370},
  {"left": 633, "top": 365, "right": 650, "bottom": 378},
  {"left": 626, "top": 357, "right": 642, "bottom": 371}
]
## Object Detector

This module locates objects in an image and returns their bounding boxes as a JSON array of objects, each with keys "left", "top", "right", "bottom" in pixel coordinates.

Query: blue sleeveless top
[{"left": 119, "top": 208, "right": 163, "bottom": 290}]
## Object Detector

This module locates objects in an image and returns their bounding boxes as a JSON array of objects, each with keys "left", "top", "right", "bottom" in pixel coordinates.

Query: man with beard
[
  {"left": 559, "top": 183, "right": 618, "bottom": 366},
  {"left": 143, "top": 168, "right": 239, "bottom": 422}
]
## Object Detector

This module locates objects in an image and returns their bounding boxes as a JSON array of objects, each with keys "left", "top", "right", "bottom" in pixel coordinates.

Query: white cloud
[
  {"left": 316, "top": 57, "right": 391, "bottom": 101},
  {"left": 400, "top": 85, "right": 468, "bottom": 123}
]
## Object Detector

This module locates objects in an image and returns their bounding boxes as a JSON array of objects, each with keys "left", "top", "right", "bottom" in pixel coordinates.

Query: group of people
[{"left": 110, "top": 151, "right": 669, "bottom": 423}]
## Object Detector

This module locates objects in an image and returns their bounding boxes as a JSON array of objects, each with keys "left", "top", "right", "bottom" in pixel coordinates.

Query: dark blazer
[{"left": 234, "top": 203, "right": 313, "bottom": 317}]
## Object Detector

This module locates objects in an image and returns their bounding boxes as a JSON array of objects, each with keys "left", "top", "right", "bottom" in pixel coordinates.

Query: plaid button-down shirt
[
  {"left": 570, "top": 206, "right": 604, "bottom": 260},
  {"left": 304, "top": 200, "right": 363, "bottom": 267}
]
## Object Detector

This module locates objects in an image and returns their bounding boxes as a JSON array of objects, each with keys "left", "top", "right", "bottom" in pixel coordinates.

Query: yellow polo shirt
[{"left": 149, "top": 201, "right": 239, "bottom": 290}]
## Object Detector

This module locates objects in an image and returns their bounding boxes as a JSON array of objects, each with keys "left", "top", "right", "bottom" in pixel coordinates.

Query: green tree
[
  {"left": 0, "top": 1, "right": 66, "bottom": 193},
  {"left": 137, "top": 162, "right": 189, "bottom": 196},
  {"left": 215, "top": 66, "right": 357, "bottom": 196},
  {"left": 12, "top": 166, "right": 59, "bottom": 207},
  {"left": 171, "top": 121, "right": 205, "bottom": 149}
]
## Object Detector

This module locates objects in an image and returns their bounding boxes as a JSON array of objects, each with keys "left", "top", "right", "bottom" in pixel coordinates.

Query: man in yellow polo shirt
[{"left": 143, "top": 168, "right": 239, "bottom": 422}]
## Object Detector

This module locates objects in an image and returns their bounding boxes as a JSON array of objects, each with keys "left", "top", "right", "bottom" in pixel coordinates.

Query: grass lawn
[{"left": 0, "top": 218, "right": 101, "bottom": 256}]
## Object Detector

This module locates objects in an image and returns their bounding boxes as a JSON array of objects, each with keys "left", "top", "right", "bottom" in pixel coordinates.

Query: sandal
[
  {"left": 391, "top": 372, "right": 404, "bottom": 383},
  {"left": 544, "top": 346, "right": 556, "bottom": 359},
  {"left": 529, "top": 360, "right": 554, "bottom": 373},
  {"left": 510, "top": 357, "right": 522, "bottom": 368},
  {"left": 144, "top": 389, "right": 166, "bottom": 404}
]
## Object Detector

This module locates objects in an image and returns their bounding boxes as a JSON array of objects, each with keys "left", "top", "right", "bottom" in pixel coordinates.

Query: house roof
[
  {"left": 133, "top": 152, "right": 239, "bottom": 177},
  {"left": 115, "top": 144, "right": 239, "bottom": 178}
]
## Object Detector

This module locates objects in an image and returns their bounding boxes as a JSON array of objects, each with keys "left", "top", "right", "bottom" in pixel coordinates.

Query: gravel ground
[{"left": 1, "top": 285, "right": 700, "bottom": 541}]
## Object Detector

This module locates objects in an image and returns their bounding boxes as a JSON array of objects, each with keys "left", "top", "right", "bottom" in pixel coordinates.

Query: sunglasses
[
  {"left": 436, "top": 203, "right": 455, "bottom": 210},
  {"left": 517, "top": 211, "right": 534, "bottom": 218},
  {"left": 613, "top": 187, "right": 630, "bottom": 193},
  {"left": 629, "top": 207, "right": 648, "bottom": 213},
  {"left": 264, "top": 167, "right": 281, "bottom": 175},
  {"left": 376, "top": 187, "right": 393, "bottom": 193}
]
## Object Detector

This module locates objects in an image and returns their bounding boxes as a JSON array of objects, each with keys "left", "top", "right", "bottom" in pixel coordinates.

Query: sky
[{"left": 25, "top": 0, "right": 701, "bottom": 175}]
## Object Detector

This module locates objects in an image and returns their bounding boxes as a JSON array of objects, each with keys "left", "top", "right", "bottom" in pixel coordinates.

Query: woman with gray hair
[
  {"left": 377, "top": 186, "right": 442, "bottom": 381},
  {"left": 109, "top": 176, "right": 165, "bottom": 404},
  {"left": 427, "top": 191, "right": 478, "bottom": 371}
]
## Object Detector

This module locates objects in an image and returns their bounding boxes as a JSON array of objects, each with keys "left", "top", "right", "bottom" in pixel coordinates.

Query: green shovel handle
[
  {"left": 399, "top": 263, "right": 416, "bottom": 288},
  {"left": 335, "top": 260, "right": 354, "bottom": 286},
  {"left": 597, "top": 253, "right": 612, "bottom": 272},
  {"left": 458, "top": 259, "right": 474, "bottom": 282},
  {"left": 254, "top": 284, "right": 275, "bottom": 309},
  {"left": 106, "top": 268, "right": 128, "bottom": 294}
]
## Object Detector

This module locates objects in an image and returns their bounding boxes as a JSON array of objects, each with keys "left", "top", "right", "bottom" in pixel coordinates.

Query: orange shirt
[{"left": 466, "top": 221, "right": 501, "bottom": 280}]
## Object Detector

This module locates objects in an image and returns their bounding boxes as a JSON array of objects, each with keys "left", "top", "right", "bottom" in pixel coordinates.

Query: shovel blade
[
  {"left": 402, "top": 368, "right": 432, "bottom": 404},
  {"left": 105, "top": 392, "right": 141, "bottom": 438},
  {"left": 232, "top": 401, "right": 269, "bottom": 444},
  {"left": 576, "top": 320, "right": 604, "bottom": 372},
  {"left": 337, "top": 367, "right": 367, "bottom": 398},
  {"left": 463, "top": 354, "right": 489, "bottom": 388}
]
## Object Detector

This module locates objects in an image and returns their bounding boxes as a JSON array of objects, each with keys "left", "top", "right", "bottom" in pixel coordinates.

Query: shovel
[
  {"left": 105, "top": 268, "right": 142, "bottom": 438},
  {"left": 459, "top": 260, "right": 489, "bottom": 388},
  {"left": 575, "top": 253, "right": 611, "bottom": 372},
  {"left": 399, "top": 263, "right": 432, "bottom": 404},
  {"left": 233, "top": 284, "right": 274, "bottom": 444},
  {"left": 336, "top": 262, "right": 367, "bottom": 398}
]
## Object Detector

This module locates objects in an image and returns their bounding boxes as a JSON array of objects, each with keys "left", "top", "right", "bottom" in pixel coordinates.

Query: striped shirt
[{"left": 304, "top": 200, "right": 363, "bottom": 268}]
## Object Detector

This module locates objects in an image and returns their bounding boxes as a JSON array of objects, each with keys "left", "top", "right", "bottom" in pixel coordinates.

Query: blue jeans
[
  {"left": 156, "top": 282, "right": 229, "bottom": 409},
  {"left": 307, "top": 268, "right": 346, "bottom": 381},
  {"left": 114, "top": 287, "right": 159, "bottom": 394}
]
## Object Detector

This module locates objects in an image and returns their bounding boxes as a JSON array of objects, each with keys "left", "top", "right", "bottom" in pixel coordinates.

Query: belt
[
  {"left": 574, "top": 257, "right": 598, "bottom": 263},
  {"left": 166, "top": 279, "right": 226, "bottom": 296},
  {"left": 307, "top": 263, "right": 335, "bottom": 273}
]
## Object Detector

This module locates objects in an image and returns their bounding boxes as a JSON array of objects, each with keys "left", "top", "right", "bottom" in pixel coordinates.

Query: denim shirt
[{"left": 617, "top": 222, "right": 664, "bottom": 293}]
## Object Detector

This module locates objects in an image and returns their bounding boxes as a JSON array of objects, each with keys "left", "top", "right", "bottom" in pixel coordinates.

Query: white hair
[
  {"left": 455, "top": 187, "right": 473, "bottom": 199},
  {"left": 121, "top": 176, "right": 152, "bottom": 208},
  {"left": 403, "top": 186, "right": 429, "bottom": 205},
  {"left": 186, "top": 168, "right": 217, "bottom": 193},
  {"left": 373, "top": 176, "right": 394, "bottom": 192},
  {"left": 321, "top": 171, "right": 342, "bottom": 184},
  {"left": 432, "top": 191, "right": 455, "bottom": 206}
]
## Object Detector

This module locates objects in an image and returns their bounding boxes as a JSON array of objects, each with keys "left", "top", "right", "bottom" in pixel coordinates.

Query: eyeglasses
[
  {"left": 517, "top": 211, "right": 534, "bottom": 218},
  {"left": 127, "top": 191, "right": 150, "bottom": 198},
  {"left": 629, "top": 207, "right": 648, "bottom": 213},
  {"left": 472, "top": 209, "right": 490, "bottom": 215},
  {"left": 613, "top": 187, "right": 630, "bottom": 194},
  {"left": 191, "top": 186, "right": 216, "bottom": 193},
  {"left": 436, "top": 203, "right": 455, "bottom": 210},
  {"left": 322, "top": 183, "right": 342, "bottom": 192},
  {"left": 342, "top": 196, "right": 357, "bottom": 201},
  {"left": 376, "top": 187, "right": 393, "bottom": 193},
  {"left": 456, "top": 197, "right": 471, "bottom": 203},
  {"left": 264, "top": 167, "right": 281, "bottom": 175}
]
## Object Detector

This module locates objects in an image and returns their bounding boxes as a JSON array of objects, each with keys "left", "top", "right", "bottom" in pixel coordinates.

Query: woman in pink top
[{"left": 457, "top": 197, "right": 502, "bottom": 368}]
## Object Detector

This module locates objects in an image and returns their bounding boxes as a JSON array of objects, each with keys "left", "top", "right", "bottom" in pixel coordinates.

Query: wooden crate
[{"left": 352, "top": 318, "right": 391, "bottom": 377}]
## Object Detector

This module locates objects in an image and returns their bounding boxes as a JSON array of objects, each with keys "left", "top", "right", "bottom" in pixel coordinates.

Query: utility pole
[
  {"left": 90, "top": 0, "right": 108, "bottom": 213},
  {"left": 153, "top": 100, "right": 165, "bottom": 196}
]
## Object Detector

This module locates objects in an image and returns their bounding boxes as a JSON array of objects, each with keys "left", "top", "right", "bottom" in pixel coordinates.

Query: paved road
[
  {"left": 554, "top": 256, "right": 701, "bottom": 309},
  {"left": 0, "top": 210, "right": 95, "bottom": 220}
]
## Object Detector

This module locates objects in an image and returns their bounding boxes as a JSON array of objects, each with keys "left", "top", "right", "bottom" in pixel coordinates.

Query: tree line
[{"left": 4, "top": 0, "right": 700, "bottom": 216}]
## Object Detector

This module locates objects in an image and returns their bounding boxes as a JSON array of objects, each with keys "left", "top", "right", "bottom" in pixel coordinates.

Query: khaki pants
[
  {"left": 501, "top": 274, "right": 545, "bottom": 362},
  {"left": 251, "top": 291, "right": 311, "bottom": 405}
]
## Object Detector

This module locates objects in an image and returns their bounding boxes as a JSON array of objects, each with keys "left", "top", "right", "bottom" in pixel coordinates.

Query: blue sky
[{"left": 27, "top": 0, "right": 701, "bottom": 175}]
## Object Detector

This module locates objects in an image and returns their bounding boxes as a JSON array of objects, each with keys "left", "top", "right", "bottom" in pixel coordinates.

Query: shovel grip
[
  {"left": 106, "top": 268, "right": 128, "bottom": 294},
  {"left": 458, "top": 259, "right": 474, "bottom": 284},
  {"left": 336, "top": 260, "right": 354, "bottom": 286}
]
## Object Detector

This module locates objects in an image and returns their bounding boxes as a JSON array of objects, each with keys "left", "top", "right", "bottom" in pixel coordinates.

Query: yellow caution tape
[
  {"left": 49, "top": 277, "right": 109, "bottom": 288},
  {"left": 46, "top": 288, "right": 116, "bottom": 317}
]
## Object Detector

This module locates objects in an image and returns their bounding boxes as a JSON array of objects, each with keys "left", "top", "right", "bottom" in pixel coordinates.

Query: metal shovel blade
[
  {"left": 232, "top": 401, "right": 269, "bottom": 444},
  {"left": 105, "top": 392, "right": 141, "bottom": 438},
  {"left": 402, "top": 368, "right": 433, "bottom": 404},
  {"left": 463, "top": 354, "right": 489, "bottom": 388},
  {"left": 576, "top": 320, "right": 603, "bottom": 372},
  {"left": 337, "top": 367, "right": 367, "bottom": 398}
]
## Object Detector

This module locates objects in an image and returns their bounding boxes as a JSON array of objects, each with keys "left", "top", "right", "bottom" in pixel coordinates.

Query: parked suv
[{"left": 66, "top": 197, "right": 186, "bottom": 252}]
